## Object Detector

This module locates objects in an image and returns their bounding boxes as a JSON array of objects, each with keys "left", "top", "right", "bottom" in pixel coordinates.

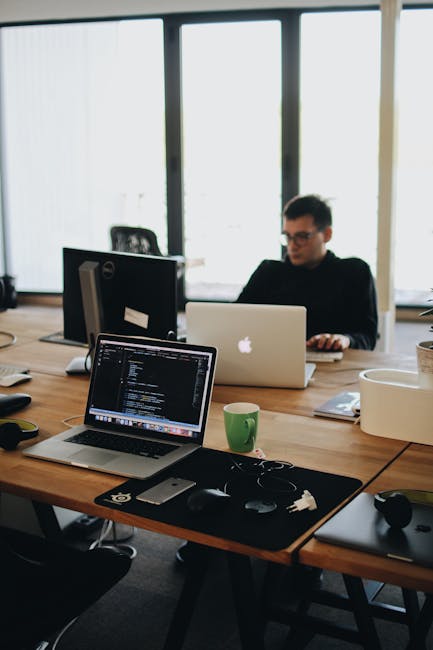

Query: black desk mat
[{"left": 95, "top": 448, "right": 362, "bottom": 551}]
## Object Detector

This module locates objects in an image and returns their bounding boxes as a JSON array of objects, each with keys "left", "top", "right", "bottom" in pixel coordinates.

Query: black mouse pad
[{"left": 94, "top": 447, "right": 362, "bottom": 551}]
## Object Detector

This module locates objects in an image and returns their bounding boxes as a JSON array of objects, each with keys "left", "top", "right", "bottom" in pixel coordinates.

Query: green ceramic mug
[{"left": 223, "top": 402, "right": 260, "bottom": 453}]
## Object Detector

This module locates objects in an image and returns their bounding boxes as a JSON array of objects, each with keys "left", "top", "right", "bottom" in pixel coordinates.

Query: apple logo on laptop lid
[{"left": 238, "top": 336, "right": 252, "bottom": 354}]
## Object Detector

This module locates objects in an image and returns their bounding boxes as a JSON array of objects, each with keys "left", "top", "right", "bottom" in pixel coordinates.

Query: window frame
[{"left": 4, "top": 5, "right": 428, "bottom": 310}]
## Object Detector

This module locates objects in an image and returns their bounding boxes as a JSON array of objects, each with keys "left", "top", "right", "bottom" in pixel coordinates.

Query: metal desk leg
[
  {"left": 406, "top": 594, "right": 433, "bottom": 650},
  {"left": 32, "top": 501, "right": 63, "bottom": 540},
  {"left": 227, "top": 552, "right": 265, "bottom": 650},
  {"left": 401, "top": 588, "right": 423, "bottom": 649},
  {"left": 163, "top": 543, "right": 211, "bottom": 650},
  {"left": 343, "top": 574, "right": 382, "bottom": 650}
]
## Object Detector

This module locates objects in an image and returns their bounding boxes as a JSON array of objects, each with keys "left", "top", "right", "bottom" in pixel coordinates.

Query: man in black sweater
[{"left": 237, "top": 194, "right": 378, "bottom": 350}]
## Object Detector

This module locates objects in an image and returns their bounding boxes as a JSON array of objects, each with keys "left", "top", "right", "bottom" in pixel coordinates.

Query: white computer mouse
[{"left": 0, "top": 373, "right": 32, "bottom": 387}]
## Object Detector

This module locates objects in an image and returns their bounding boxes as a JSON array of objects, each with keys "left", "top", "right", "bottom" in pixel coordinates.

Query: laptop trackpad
[{"left": 68, "top": 449, "right": 117, "bottom": 465}]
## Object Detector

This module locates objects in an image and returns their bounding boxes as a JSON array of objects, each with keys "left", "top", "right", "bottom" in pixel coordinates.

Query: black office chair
[
  {"left": 0, "top": 525, "right": 131, "bottom": 650},
  {"left": 110, "top": 224, "right": 185, "bottom": 279},
  {"left": 110, "top": 225, "right": 163, "bottom": 256}
]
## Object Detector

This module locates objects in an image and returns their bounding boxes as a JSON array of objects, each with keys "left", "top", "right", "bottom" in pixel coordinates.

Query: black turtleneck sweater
[{"left": 236, "top": 251, "right": 378, "bottom": 350}]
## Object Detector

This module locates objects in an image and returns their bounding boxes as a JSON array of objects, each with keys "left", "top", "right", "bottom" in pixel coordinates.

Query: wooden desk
[
  {"left": 213, "top": 349, "right": 416, "bottom": 417},
  {"left": 0, "top": 375, "right": 415, "bottom": 650},
  {"left": 299, "top": 444, "right": 433, "bottom": 594},
  {"left": 0, "top": 380, "right": 409, "bottom": 561},
  {"left": 0, "top": 303, "right": 64, "bottom": 344},
  {"left": 0, "top": 304, "right": 86, "bottom": 375},
  {"left": 0, "top": 304, "right": 427, "bottom": 648},
  {"left": 0, "top": 302, "right": 417, "bottom": 382},
  {"left": 0, "top": 304, "right": 416, "bottom": 561}
]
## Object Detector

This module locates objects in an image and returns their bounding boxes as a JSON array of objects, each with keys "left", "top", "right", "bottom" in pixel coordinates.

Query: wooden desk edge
[
  {"left": 0, "top": 463, "right": 297, "bottom": 565},
  {"left": 299, "top": 536, "right": 433, "bottom": 594}
]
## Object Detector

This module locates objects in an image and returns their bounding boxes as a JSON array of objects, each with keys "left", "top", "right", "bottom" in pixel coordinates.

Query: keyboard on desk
[
  {"left": 306, "top": 350, "right": 344, "bottom": 363},
  {"left": 0, "top": 363, "right": 30, "bottom": 376},
  {"left": 65, "top": 429, "right": 178, "bottom": 458}
]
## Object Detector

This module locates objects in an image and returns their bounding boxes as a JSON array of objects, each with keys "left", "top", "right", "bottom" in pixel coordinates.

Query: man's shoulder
[
  {"left": 258, "top": 258, "right": 286, "bottom": 269},
  {"left": 252, "top": 259, "right": 287, "bottom": 275},
  {"left": 328, "top": 253, "right": 372, "bottom": 274},
  {"left": 340, "top": 256, "right": 371, "bottom": 269},
  {"left": 237, "top": 258, "right": 288, "bottom": 303}
]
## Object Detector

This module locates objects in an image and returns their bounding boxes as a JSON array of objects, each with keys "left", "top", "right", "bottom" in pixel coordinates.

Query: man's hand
[{"left": 306, "top": 333, "right": 351, "bottom": 351}]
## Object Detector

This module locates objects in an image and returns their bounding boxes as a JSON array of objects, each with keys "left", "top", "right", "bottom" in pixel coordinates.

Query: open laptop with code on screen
[
  {"left": 24, "top": 334, "right": 217, "bottom": 479},
  {"left": 186, "top": 302, "right": 315, "bottom": 389}
]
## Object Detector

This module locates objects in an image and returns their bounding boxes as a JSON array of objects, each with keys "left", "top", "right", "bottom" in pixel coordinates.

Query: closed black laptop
[
  {"left": 24, "top": 333, "right": 217, "bottom": 479},
  {"left": 315, "top": 492, "right": 433, "bottom": 569}
]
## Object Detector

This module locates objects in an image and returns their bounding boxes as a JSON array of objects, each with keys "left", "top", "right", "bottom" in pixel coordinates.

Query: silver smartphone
[{"left": 136, "top": 477, "right": 196, "bottom": 505}]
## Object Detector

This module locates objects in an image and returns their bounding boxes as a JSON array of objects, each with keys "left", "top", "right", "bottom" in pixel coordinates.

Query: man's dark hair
[{"left": 282, "top": 194, "right": 332, "bottom": 229}]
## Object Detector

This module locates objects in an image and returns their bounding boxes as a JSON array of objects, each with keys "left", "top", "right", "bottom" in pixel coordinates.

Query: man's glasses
[{"left": 280, "top": 230, "right": 321, "bottom": 247}]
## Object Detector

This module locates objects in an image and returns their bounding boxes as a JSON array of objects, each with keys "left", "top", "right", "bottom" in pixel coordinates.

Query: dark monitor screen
[{"left": 63, "top": 247, "right": 178, "bottom": 344}]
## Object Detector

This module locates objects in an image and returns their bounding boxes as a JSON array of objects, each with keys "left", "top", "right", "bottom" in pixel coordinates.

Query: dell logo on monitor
[{"left": 102, "top": 261, "right": 115, "bottom": 280}]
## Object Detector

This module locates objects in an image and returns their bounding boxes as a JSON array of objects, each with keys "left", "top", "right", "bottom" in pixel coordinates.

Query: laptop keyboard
[
  {"left": 66, "top": 429, "right": 178, "bottom": 458},
  {"left": 306, "top": 350, "right": 343, "bottom": 363}
]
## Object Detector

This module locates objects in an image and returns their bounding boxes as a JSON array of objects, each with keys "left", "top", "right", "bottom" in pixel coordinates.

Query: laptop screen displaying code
[{"left": 85, "top": 337, "right": 215, "bottom": 443}]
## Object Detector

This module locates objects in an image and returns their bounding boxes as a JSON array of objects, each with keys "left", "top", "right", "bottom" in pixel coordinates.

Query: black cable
[
  {"left": 84, "top": 347, "right": 92, "bottom": 374},
  {"left": 83, "top": 333, "right": 96, "bottom": 374}
]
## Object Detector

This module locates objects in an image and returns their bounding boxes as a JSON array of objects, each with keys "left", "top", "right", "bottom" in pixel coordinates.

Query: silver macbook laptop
[
  {"left": 24, "top": 333, "right": 217, "bottom": 479},
  {"left": 186, "top": 302, "right": 315, "bottom": 388}
]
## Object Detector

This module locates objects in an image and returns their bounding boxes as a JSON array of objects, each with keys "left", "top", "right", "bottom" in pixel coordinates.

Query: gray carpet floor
[{"left": 55, "top": 525, "right": 432, "bottom": 650}]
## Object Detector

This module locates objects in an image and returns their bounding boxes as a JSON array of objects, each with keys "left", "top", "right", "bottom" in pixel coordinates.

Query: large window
[
  {"left": 181, "top": 20, "right": 282, "bottom": 301},
  {"left": 395, "top": 8, "right": 433, "bottom": 304},
  {"left": 0, "top": 7, "right": 430, "bottom": 307},
  {"left": 1, "top": 19, "right": 166, "bottom": 291},
  {"left": 299, "top": 11, "right": 381, "bottom": 275}
]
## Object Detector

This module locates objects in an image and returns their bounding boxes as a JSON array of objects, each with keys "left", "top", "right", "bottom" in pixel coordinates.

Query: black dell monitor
[{"left": 63, "top": 247, "right": 178, "bottom": 344}]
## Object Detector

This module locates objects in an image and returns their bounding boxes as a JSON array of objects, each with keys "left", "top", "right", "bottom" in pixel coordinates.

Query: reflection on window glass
[
  {"left": 396, "top": 9, "right": 433, "bottom": 302},
  {"left": 181, "top": 20, "right": 282, "bottom": 301},
  {"left": 300, "top": 11, "right": 380, "bottom": 275},
  {"left": 1, "top": 19, "right": 165, "bottom": 291}
]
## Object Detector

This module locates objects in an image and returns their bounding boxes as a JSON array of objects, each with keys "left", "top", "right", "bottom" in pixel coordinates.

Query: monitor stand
[
  {"left": 39, "top": 331, "right": 87, "bottom": 347},
  {"left": 65, "top": 260, "right": 103, "bottom": 375}
]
